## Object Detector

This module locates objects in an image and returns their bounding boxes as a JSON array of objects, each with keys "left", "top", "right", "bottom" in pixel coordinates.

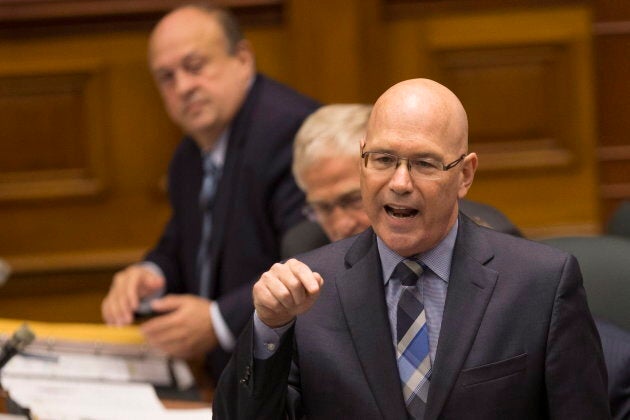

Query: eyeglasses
[
  {"left": 361, "top": 149, "right": 467, "bottom": 180},
  {"left": 302, "top": 190, "right": 363, "bottom": 222}
]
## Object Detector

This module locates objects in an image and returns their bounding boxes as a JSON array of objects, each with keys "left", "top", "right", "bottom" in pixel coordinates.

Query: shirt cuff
[
  {"left": 139, "top": 261, "right": 164, "bottom": 278},
  {"left": 253, "top": 311, "right": 294, "bottom": 360},
  {"left": 210, "top": 302, "right": 236, "bottom": 351}
]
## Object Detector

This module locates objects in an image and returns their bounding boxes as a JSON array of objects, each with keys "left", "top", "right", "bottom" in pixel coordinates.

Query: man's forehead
[{"left": 149, "top": 14, "right": 225, "bottom": 64}]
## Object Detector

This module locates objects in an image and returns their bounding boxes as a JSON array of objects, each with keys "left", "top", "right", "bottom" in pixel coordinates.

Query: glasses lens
[{"left": 366, "top": 152, "right": 397, "bottom": 170}]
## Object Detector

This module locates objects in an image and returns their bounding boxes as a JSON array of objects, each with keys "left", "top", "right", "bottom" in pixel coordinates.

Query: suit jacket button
[{"left": 239, "top": 364, "right": 252, "bottom": 384}]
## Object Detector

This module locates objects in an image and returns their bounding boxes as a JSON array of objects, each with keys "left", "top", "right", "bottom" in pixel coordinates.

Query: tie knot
[
  {"left": 393, "top": 259, "right": 424, "bottom": 286},
  {"left": 203, "top": 155, "right": 219, "bottom": 176}
]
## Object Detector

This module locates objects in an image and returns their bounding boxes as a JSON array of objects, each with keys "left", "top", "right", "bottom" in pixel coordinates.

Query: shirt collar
[
  {"left": 377, "top": 218, "right": 458, "bottom": 285},
  {"left": 202, "top": 128, "right": 229, "bottom": 170},
  {"left": 200, "top": 75, "right": 254, "bottom": 169}
]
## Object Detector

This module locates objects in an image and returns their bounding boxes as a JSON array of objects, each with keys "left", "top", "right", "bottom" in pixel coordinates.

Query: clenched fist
[{"left": 253, "top": 258, "right": 324, "bottom": 328}]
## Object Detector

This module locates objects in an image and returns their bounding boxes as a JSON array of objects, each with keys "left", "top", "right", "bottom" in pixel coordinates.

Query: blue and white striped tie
[
  {"left": 395, "top": 259, "right": 431, "bottom": 419},
  {"left": 197, "top": 155, "right": 220, "bottom": 298}
]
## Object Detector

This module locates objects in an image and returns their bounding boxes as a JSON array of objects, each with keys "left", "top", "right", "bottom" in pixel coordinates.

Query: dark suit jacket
[
  {"left": 214, "top": 215, "right": 609, "bottom": 419},
  {"left": 596, "top": 319, "right": 630, "bottom": 420},
  {"left": 145, "top": 74, "right": 319, "bottom": 381}
]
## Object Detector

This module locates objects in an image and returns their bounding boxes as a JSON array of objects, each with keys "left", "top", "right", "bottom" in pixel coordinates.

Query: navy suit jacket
[
  {"left": 596, "top": 319, "right": 630, "bottom": 420},
  {"left": 214, "top": 215, "right": 609, "bottom": 419},
  {"left": 145, "top": 74, "right": 319, "bottom": 380}
]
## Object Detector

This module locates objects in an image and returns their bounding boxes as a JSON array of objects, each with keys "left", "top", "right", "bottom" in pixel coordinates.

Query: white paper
[
  {"left": 0, "top": 415, "right": 28, "bottom": 420},
  {"left": 1, "top": 377, "right": 211, "bottom": 419},
  {"left": 3, "top": 350, "right": 172, "bottom": 386}
]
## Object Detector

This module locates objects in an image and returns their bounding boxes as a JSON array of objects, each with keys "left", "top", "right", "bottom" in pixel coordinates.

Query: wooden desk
[
  {"left": 162, "top": 399, "right": 211, "bottom": 410},
  {"left": 0, "top": 389, "right": 7, "bottom": 413}
]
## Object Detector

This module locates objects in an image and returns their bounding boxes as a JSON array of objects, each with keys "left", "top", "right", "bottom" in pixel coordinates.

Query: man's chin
[{"left": 378, "top": 230, "right": 430, "bottom": 257}]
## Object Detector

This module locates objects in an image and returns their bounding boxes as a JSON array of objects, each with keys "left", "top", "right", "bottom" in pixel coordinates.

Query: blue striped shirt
[{"left": 378, "top": 220, "right": 457, "bottom": 363}]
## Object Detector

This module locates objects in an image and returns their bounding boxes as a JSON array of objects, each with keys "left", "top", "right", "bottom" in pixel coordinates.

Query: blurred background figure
[{"left": 101, "top": 4, "right": 319, "bottom": 385}]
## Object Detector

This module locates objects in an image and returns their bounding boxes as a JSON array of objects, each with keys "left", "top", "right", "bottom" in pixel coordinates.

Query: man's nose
[
  {"left": 389, "top": 159, "right": 413, "bottom": 194},
  {"left": 174, "top": 70, "right": 197, "bottom": 96}
]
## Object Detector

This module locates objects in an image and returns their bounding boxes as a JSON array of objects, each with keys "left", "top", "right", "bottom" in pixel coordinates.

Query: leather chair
[
  {"left": 608, "top": 200, "right": 630, "bottom": 238},
  {"left": 539, "top": 235, "right": 630, "bottom": 331}
]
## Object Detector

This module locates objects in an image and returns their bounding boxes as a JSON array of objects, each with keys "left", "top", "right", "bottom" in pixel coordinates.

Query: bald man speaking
[{"left": 213, "top": 79, "right": 609, "bottom": 420}]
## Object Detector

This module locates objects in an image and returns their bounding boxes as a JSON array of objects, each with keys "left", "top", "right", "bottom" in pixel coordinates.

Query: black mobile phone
[
  {"left": 133, "top": 310, "right": 166, "bottom": 322},
  {"left": 133, "top": 300, "right": 166, "bottom": 322}
]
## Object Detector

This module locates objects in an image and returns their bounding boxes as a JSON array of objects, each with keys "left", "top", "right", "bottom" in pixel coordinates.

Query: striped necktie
[
  {"left": 395, "top": 259, "right": 431, "bottom": 419},
  {"left": 197, "top": 155, "right": 220, "bottom": 298}
]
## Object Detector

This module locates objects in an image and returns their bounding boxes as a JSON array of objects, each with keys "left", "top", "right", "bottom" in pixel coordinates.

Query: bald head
[
  {"left": 360, "top": 78, "right": 477, "bottom": 256},
  {"left": 149, "top": 5, "right": 243, "bottom": 60},
  {"left": 366, "top": 78, "right": 469, "bottom": 156}
]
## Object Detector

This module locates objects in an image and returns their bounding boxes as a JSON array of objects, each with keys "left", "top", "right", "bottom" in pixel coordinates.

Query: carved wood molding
[
  {"left": 432, "top": 43, "right": 580, "bottom": 172},
  {"left": 0, "top": 59, "right": 109, "bottom": 202},
  {"left": 600, "top": 183, "right": 630, "bottom": 200},
  {"left": 0, "top": 0, "right": 282, "bottom": 23},
  {"left": 593, "top": 20, "right": 630, "bottom": 35},
  {"left": 385, "top": 0, "right": 588, "bottom": 19},
  {"left": 597, "top": 146, "right": 630, "bottom": 200},
  {"left": 598, "top": 145, "right": 630, "bottom": 161},
  {"left": 4, "top": 247, "right": 146, "bottom": 275}
]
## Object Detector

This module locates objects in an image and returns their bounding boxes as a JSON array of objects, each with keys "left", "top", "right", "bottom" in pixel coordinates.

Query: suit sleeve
[
  {"left": 545, "top": 254, "right": 611, "bottom": 418},
  {"left": 213, "top": 319, "right": 301, "bottom": 419},
  {"left": 144, "top": 215, "right": 184, "bottom": 293},
  {"left": 143, "top": 148, "right": 186, "bottom": 294},
  {"left": 596, "top": 319, "right": 630, "bottom": 420}
]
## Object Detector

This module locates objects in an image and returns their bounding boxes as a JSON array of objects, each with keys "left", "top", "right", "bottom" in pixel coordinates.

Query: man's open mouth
[{"left": 385, "top": 205, "right": 418, "bottom": 218}]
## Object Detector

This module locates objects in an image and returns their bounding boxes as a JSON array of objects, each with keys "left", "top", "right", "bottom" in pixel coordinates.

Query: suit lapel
[
  {"left": 335, "top": 230, "right": 409, "bottom": 420},
  {"left": 424, "top": 215, "right": 498, "bottom": 420},
  {"left": 208, "top": 75, "right": 263, "bottom": 297}
]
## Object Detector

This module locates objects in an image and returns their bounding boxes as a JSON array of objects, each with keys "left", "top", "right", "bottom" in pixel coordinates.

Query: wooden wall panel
[
  {"left": 434, "top": 45, "right": 575, "bottom": 171},
  {"left": 287, "top": 0, "right": 371, "bottom": 103},
  {"left": 381, "top": 6, "right": 599, "bottom": 236},
  {"left": 0, "top": 1, "right": 602, "bottom": 322},
  {"left": 593, "top": 16, "right": 630, "bottom": 223},
  {"left": 0, "top": 60, "right": 108, "bottom": 201},
  {"left": 0, "top": 3, "right": 290, "bottom": 322}
]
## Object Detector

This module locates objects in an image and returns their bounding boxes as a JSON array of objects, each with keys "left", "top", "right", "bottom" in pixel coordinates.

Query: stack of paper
[
  {"left": 1, "top": 377, "right": 212, "bottom": 419},
  {"left": 0, "top": 319, "right": 205, "bottom": 419}
]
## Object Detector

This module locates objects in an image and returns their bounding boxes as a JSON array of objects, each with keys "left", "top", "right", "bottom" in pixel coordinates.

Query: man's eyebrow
[
  {"left": 182, "top": 51, "right": 207, "bottom": 62},
  {"left": 410, "top": 152, "right": 442, "bottom": 161},
  {"left": 370, "top": 148, "right": 442, "bottom": 160},
  {"left": 307, "top": 189, "right": 361, "bottom": 205},
  {"left": 339, "top": 189, "right": 362, "bottom": 197}
]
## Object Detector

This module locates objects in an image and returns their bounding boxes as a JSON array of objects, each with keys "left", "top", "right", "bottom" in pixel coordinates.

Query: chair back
[
  {"left": 540, "top": 235, "right": 630, "bottom": 331},
  {"left": 607, "top": 200, "right": 630, "bottom": 238}
]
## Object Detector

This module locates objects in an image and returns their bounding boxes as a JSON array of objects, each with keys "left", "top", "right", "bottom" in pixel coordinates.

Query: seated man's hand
[
  {"left": 253, "top": 258, "right": 324, "bottom": 328},
  {"left": 140, "top": 295, "right": 218, "bottom": 359},
  {"left": 102, "top": 264, "right": 165, "bottom": 326}
]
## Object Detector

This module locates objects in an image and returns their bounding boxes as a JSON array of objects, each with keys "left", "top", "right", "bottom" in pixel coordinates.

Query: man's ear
[
  {"left": 234, "top": 40, "right": 255, "bottom": 68},
  {"left": 458, "top": 152, "right": 478, "bottom": 198}
]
